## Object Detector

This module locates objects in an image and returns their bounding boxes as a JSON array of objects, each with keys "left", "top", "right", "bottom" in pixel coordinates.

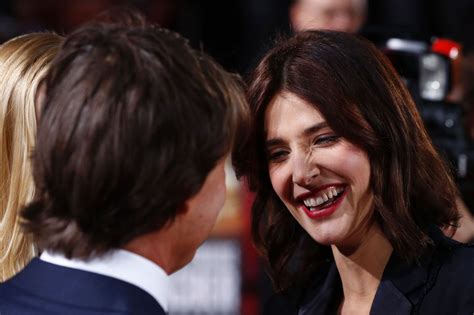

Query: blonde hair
[{"left": 0, "top": 33, "right": 62, "bottom": 281}]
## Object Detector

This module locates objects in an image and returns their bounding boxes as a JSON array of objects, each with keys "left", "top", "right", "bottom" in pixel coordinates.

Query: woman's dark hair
[
  {"left": 235, "top": 30, "right": 459, "bottom": 291},
  {"left": 22, "top": 20, "right": 247, "bottom": 258}
]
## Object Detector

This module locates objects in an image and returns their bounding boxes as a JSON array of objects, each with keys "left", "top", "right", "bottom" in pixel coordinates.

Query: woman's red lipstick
[{"left": 299, "top": 186, "right": 347, "bottom": 220}]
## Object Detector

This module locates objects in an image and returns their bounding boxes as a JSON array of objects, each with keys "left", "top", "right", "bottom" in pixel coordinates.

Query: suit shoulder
[
  {"left": 436, "top": 241, "right": 474, "bottom": 288},
  {"left": 419, "top": 243, "right": 474, "bottom": 312},
  {"left": 440, "top": 240, "right": 474, "bottom": 269}
]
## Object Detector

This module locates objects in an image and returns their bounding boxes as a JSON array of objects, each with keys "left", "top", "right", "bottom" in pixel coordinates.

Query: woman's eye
[
  {"left": 267, "top": 150, "right": 288, "bottom": 162},
  {"left": 313, "top": 135, "right": 340, "bottom": 146}
]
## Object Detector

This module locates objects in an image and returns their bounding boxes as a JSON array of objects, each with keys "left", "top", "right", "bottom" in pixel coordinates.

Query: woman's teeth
[{"left": 303, "top": 186, "right": 344, "bottom": 210}]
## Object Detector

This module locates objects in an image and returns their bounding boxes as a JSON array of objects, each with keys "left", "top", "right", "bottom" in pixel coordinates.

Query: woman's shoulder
[
  {"left": 436, "top": 233, "right": 474, "bottom": 283},
  {"left": 433, "top": 226, "right": 474, "bottom": 273},
  {"left": 417, "top": 229, "right": 474, "bottom": 312}
]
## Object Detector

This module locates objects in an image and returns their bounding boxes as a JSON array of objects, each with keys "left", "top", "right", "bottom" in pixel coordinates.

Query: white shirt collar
[{"left": 40, "top": 249, "right": 169, "bottom": 311}]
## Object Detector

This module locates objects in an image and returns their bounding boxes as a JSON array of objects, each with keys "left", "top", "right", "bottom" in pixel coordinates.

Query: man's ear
[{"left": 176, "top": 202, "right": 190, "bottom": 217}]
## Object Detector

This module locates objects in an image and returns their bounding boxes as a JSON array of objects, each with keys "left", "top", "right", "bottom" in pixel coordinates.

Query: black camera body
[{"left": 379, "top": 37, "right": 474, "bottom": 214}]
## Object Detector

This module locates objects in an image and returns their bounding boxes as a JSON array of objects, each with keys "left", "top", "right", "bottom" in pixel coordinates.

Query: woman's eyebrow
[
  {"left": 265, "top": 138, "right": 285, "bottom": 149},
  {"left": 265, "top": 121, "right": 328, "bottom": 148},
  {"left": 302, "top": 121, "right": 328, "bottom": 137}
]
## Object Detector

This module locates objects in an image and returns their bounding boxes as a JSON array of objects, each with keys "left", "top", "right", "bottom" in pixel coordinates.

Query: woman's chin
[{"left": 310, "top": 233, "right": 343, "bottom": 247}]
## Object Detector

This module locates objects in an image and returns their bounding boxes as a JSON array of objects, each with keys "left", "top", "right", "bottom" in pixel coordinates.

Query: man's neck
[{"left": 123, "top": 233, "right": 174, "bottom": 274}]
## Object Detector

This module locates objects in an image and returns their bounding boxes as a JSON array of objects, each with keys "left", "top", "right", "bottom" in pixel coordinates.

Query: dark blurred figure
[
  {"left": 363, "top": 0, "right": 474, "bottom": 243},
  {"left": 455, "top": 53, "right": 474, "bottom": 243},
  {"left": 366, "top": 0, "right": 474, "bottom": 53},
  {"left": 290, "top": 0, "right": 367, "bottom": 33},
  {"left": 0, "top": 0, "right": 178, "bottom": 41},
  {"left": 462, "top": 53, "right": 474, "bottom": 140}
]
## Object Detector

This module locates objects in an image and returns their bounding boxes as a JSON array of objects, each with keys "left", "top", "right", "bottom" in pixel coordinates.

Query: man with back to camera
[{"left": 0, "top": 17, "right": 247, "bottom": 314}]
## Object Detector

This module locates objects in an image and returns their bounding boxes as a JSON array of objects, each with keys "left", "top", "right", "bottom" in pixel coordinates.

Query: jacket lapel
[
  {"left": 298, "top": 227, "right": 446, "bottom": 315},
  {"left": 370, "top": 272, "right": 414, "bottom": 315},
  {"left": 298, "top": 262, "right": 342, "bottom": 314},
  {"left": 298, "top": 252, "right": 434, "bottom": 315},
  {"left": 370, "top": 244, "right": 438, "bottom": 315}
]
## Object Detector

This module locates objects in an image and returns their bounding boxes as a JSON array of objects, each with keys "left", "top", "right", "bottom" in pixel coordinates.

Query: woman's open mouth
[{"left": 298, "top": 185, "right": 347, "bottom": 219}]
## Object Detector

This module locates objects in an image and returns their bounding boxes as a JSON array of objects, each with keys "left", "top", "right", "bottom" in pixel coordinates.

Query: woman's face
[{"left": 264, "top": 92, "right": 374, "bottom": 247}]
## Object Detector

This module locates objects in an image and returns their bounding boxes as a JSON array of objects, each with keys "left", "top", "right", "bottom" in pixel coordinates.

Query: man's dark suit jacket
[
  {"left": 0, "top": 258, "right": 166, "bottom": 315},
  {"left": 264, "top": 227, "right": 474, "bottom": 314}
]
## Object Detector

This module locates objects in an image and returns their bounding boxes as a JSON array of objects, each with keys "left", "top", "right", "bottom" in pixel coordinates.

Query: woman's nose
[{"left": 291, "top": 153, "right": 319, "bottom": 187}]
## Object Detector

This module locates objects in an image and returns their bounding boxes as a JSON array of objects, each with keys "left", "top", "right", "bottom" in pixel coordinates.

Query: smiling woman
[
  {"left": 233, "top": 30, "right": 474, "bottom": 314},
  {"left": 265, "top": 92, "right": 374, "bottom": 248}
]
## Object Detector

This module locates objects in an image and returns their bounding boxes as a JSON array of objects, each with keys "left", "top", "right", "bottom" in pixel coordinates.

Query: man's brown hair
[{"left": 22, "top": 21, "right": 247, "bottom": 258}]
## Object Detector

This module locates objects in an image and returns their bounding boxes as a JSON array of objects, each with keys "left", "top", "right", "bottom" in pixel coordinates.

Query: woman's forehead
[{"left": 264, "top": 92, "right": 327, "bottom": 139}]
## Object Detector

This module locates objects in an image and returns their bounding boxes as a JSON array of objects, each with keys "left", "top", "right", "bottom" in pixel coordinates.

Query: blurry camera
[{"left": 377, "top": 36, "right": 474, "bottom": 213}]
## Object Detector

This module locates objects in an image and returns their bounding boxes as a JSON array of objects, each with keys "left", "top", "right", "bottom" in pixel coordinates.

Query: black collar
[{"left": 299, "top": 227, "right": 450, "bottom": 315}]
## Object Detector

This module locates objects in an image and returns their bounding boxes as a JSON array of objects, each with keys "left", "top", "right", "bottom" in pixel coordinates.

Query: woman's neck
[{"left": 331, "top": 223, "right": 393, "bottom": 314}]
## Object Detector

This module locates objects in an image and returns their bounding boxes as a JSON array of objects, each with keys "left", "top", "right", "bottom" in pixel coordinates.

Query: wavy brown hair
[
  {"left": 234, "top": 30, "right": 459, "bottom": 291},
  {"left": 0, "top": 33, "right": 62, "bottom": 281}
]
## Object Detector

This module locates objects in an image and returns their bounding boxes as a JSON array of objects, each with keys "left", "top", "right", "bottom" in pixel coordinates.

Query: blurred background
[
  {"left": 1, "top": 0, "right": 473, "bottom": 314},
  {"left": 2, "top": 0, "right": 472, "bottom": 73}
]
